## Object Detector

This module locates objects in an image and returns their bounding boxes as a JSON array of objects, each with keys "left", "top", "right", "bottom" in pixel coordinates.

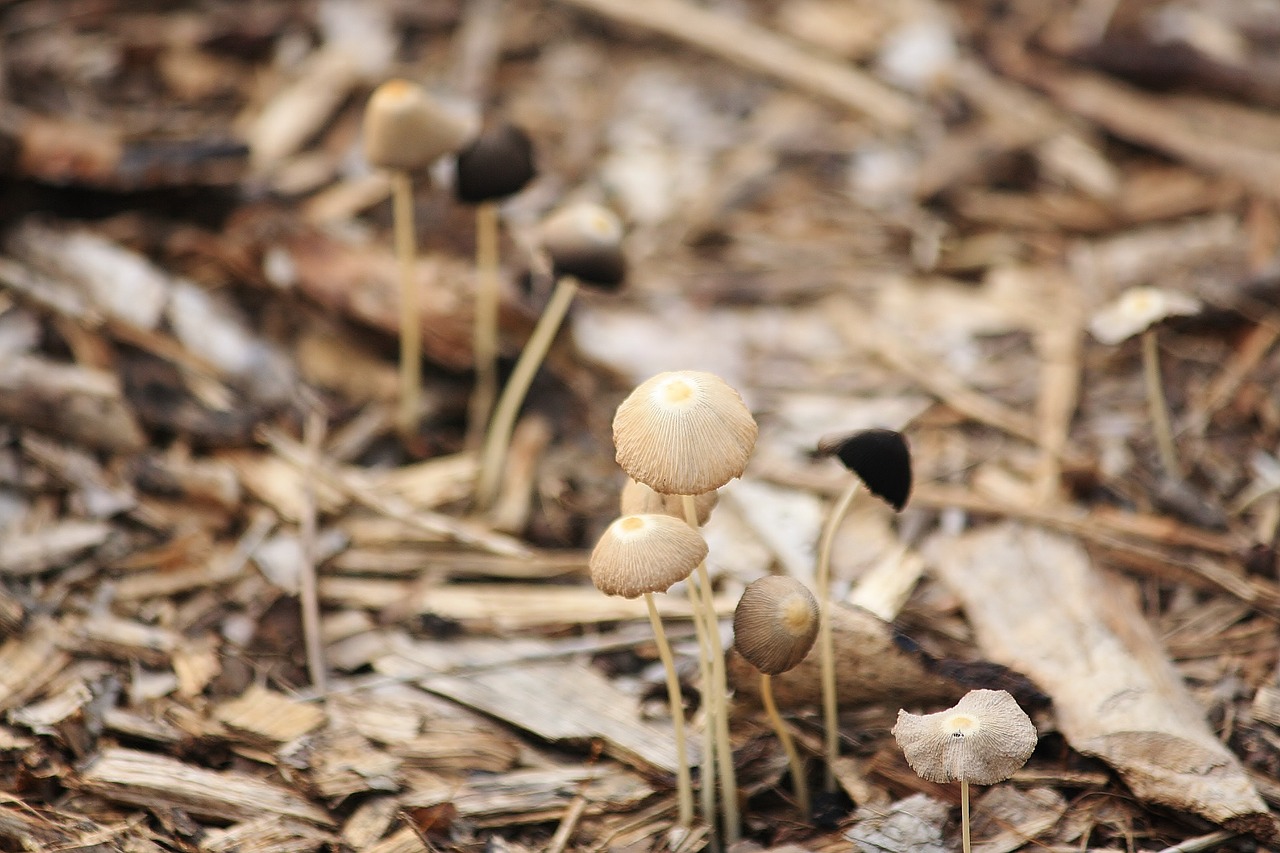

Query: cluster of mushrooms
[{"left": 362, "top": 77, "right": 1039, "bottom": 851}]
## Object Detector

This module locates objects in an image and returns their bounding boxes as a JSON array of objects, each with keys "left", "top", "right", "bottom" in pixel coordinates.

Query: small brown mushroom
[
  {"left": 733, "top": 575, "right": 819, "bottom": 818},
  {"left": 613, "top": 370, "right": 758, "bottom": 497},
  {"left": 893, "top": 689, "right": 1037, "bottom": 853},
  {"left": 589, "top": 514, "right": 707, "bottom": 599}
]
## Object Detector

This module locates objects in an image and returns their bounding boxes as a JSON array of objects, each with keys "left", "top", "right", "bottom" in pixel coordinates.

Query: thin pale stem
[
  {"left": 961, "top": 780, "right": 971, "bottom": 853},
  {"left": 467, "top": 202, "right": 501, "bottom": 451},
  {"left": 391, "top": 171, "right": 421, "bottom": 439},
  {"left": 298, "top": 409, "right": 328, "bottom": 695},
  {"left": 683, "top": 570, "right": 719, "bottom": 842},
  {"left": 816, "top": 480, "right": 859, "bottom": 792},
  {"left": 683, "top": 495, "right": 740, "bottom": 846},
  {"left": 475, "top": 276, "right": 580, "bottom": 510},
  {"left": 760, "top": 673, "right": 810, "bottom": 817},
  {"left": 644, "top": 592, "right": 694, "bottom": 828},
  {"left": 1142, "top": 328, "right": 1183, "bottom": 479}
]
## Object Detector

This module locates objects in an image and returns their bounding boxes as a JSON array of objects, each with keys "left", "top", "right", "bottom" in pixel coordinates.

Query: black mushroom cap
[
  {"left": 816, "top": 428, "right": 912, "bottom": 511},
  {"left": 454, "top": 122, "right": 536, "bottom": 204}
]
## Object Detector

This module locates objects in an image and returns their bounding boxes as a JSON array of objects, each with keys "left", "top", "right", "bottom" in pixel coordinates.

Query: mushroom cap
[
  {"left": 816, "top": 428, "right": 912, "bottom": 511},
  {"left": 891, "top": 689, "right": 1037, "bottom": 785},
  {"left": 363, "top": 80, "right": 470, "bottom": 172},
  {"left": 589, "top": 514, "right": 707, "bottom": 599},
  {"left": 455, "top": 122, "right": 536, "bottom": 204},
  {"left": 613, "top": 371, "right": 758, "bottom": 496},
  {"left": 1088, "top": 287, "right": 1202, "bottom": 345},
  {"left": 733, "top": 575, "right": 819, "bottom": 675},
  {"left": 620, "top": 478, "right": 718, "bottom": 526},
  {"left": 538, "top": 202, "right": 627, "bottom": 290}
]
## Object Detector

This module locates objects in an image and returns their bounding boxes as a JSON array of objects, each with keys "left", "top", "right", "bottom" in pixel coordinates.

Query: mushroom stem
[
  {"left": 961, "top": 780, "right": 971, "bottom": 853},
  {"left": 644, "top": 592, "right": 694, "bottom": 828},
  {"left": 467, "top": 202, "right": 502, "bottom": 451},
  {"left": 1142, "top": 328, "right": 1183, "bottom": 479},
  {"left": 759, "top": 673, "right": 810, "bottom": 817},
  {"left": 391, "top": 170, "right": 422, "bottom": 439},
  {"left": 816, "top": 479, "right": 859, "bottom": 792},
  {"left": 683, "top": 571, "right": 719, "bottom": 838},
  {"left": 299, "top": 408, "right": 328, "bottom": 695},
  {"left": 476, "top": 275, "right": 580, "bottom": 509},
  {"left": 683, "top": 495, "right": 741, "bottom": 846}
]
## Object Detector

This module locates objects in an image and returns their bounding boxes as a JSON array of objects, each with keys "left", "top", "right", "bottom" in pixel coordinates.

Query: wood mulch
[{"left": 2, "top": 0, "right": 1280, "bottom": 851}]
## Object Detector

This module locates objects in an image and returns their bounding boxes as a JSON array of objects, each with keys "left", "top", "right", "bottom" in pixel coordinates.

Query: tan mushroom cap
[
  {"left": 891, "top": 689, "right": 1037, "bottom": 785},
  {"left": 613, "top": 371, "right": 758, "bottom": 496},
  {"left": 363, "top": 79, "right": 470, "bottom": 172},
  {"left": 620, "top": 478, "right": 718, "bottom": 526},
  {"left": 733, "top": 576, "right": 819, "bottom": 675},
  {"left": 1088, "top": 286, "right": 1201, "bottom": 345},
  {"left": 589, "top": 514, "right": 708, "bottom": 599}
]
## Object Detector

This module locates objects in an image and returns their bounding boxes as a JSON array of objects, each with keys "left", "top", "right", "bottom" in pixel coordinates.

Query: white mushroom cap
[
  {"left": 620, "top": 478, "right": 718, "bottom": 526},
  {"left": 613, "top": 371, "right": 758, "bottom": 495},
  {"left": 733, "top": 576, "right": 819, "bottom": 675},
  {"left": 1088, "top": 287, "right": 1202, "bottom": 345},
  {"left": 589, "top": 514, "right": 707, "bottom": 599},
  {"left": 891, "top": 689, "right": 1037, "bottom": 785},
  {"left": 362, "top": 79, "right": 469, "bottom": 172}
]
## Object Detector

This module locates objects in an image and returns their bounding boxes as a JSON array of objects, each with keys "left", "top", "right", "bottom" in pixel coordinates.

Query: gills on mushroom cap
[
  {"left": 891, "top": 688, "right": 1037, "bottom": 785},
  {"left": 613, "top": 371, "right": 758, "bottom": 496},
  {"left": 589, "top": 514, "right": 707, "bottom": 599}
]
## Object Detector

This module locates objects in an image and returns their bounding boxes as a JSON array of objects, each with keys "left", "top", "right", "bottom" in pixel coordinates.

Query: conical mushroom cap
[
  {"left": 589, "top": 514, "right": 707, "bottom": 599},
  {"left": 1088, "top": 286, "right": 1201, "bottom": 345},
  {"left": 363, "top": 79, "right": 469, "bottom": 172},
  {"left": 733, "top": 575, "right": 819, "bottom": 675},
  {"left": 891, "top": 689, "right": 1037, "bottom": 785},
  {"left": 816, "top": 428, "right": 912, "bottom": 511},
  {"left": 620, "top": 478, "right": 718, "bottom": 526},
  {"left": 455, "top": 122, "right": 536, "bottom": 204},
  {"left": 538, "top": 202, "right": 626, "bottom": 290},
  {"left": 614, "top": 371, "right": 758, "bottom": 496}
]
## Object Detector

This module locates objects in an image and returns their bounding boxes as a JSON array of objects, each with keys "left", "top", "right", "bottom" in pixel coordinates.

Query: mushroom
[
  {"left": 613, "top": 369, "right": 758, "bottom": 845},
  {"left": 454, "top": 123, "right": 537, "bottom": 451},
  {"left": 590, "top": 514, "right": 706, "bottom": 828},
  {"left": 1088, "top": 286, "right": 1201, "bottom": 479},
  {"left": 892, "top": 689, "right": 1037, "bottom": 853},
  {"left": 812, "top": 428, "right": 912, "bottom": 793},
  {"left": 362, "top": 79, "right": 469, "bottom": 438},
  {"left": 474, "top": 202, "right": 626, "bottom": 510},
  {"left": 620, "top": 478, "right": 718, "bottom": 526},
  {"left": 733, "top": 575, "right": 819, "bottom": 816}
]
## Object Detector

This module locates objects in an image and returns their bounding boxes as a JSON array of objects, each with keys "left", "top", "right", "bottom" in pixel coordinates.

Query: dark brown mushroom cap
[
  {"left": 538, "top": 203, "right": 626, "bottom": 290},
  {"left": 620, "top": 478, "right": 718, "bottom": 526},
  {"left": 589, "top": 514, "right": 707, "bottom": 599},
  {"left": 816, "top": 428, "right": 912, "bottom": 511},
  {"left": 454, "top": 123, "right": 536, "bottom": 204},
  {"left": 733, "top": 576, "right": 819, "bottom": 675},
  {"left": 362, "top": 80, "right": 469, "bottom": 172},
  {"left": 891, "top": 689, "right": 1037, "bottom": 785},
  {"left": 614, "top": 371, "right": 758, "bottom": 496}
]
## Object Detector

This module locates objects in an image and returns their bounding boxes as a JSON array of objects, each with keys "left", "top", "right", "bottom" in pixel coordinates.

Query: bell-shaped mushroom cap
[
  {"left": 816, "top": 428, "right": 912, "bottom": 511},
  {"left": 363, "top": 79, "right": 469, "bottom": 172},
  {"left": 733, "top": 575, "right": 819, "bottom": 675},
  {"left": 614, "top": 371, "right": 758, "bottom": 496},
  {"left": 1088, "top": 286, "right": 1201, "bottom": 345},
  {"left": 589, "top": 514, "right": 707, "bottom": 599},
  {"left": 620, "top": 478, "right": 718, "bottom": 526},
  {"left": 455, "top": 122, "right": 536, "bottom": 204},
  {"left": 891, "top": 689, "right": 1037, "bottom": 785},
  {"left": 538, "top": 202, "right": 627, "bottom": 290}
]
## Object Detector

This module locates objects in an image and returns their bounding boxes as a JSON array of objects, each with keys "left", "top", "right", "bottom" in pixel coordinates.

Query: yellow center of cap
[
  {"left": 619, "top": 516, "right": 646, "bottom": 532},
  {"left": 944, "top": 713, "right": 979, "bottom": 737},
  {"left": 779, "top": 596, "right": 811, "bottom": 635},
  {"left": 659, "top": 377, "right": 696, "bottom": 405}
]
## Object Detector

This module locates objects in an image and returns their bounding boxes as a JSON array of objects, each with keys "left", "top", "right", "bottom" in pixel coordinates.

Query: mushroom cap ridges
[
  {"left": 620, "top": 478, "right": 718, "bottom": 526},
  {"left": 733, "top": 575, "right": 819, "bottom": 675},
  {"left": 589, "top": 514, "right": 707, "bottom": 599},
  {"left": 363, "top": 79, "right": 469, "bottom": 172},
  {"left": 455, "top": 122, "right": 536, "bottom": 204},
  {"left": 891, "top": 689, "right": 1037, "bottom": 785},
  {"left": 613, "top": 371, "right": 758, "bottom": 496}
]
